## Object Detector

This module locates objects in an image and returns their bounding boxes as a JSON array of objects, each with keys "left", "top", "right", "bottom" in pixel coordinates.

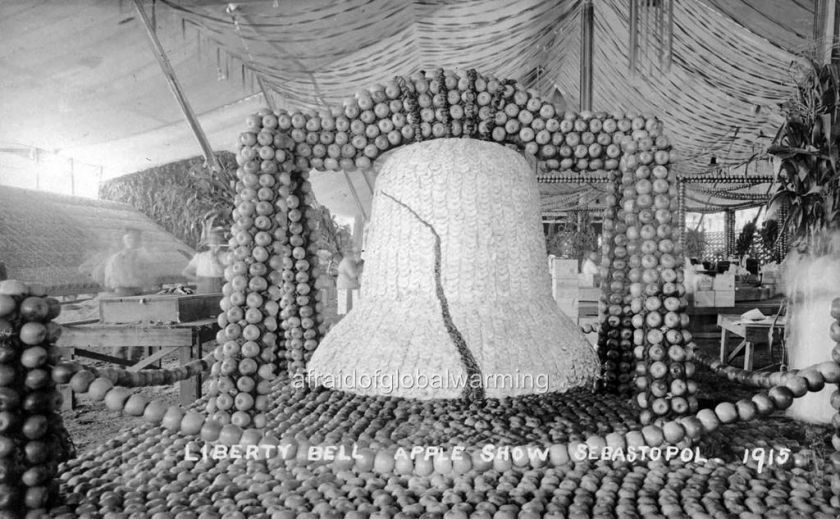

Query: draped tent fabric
[
  {"left": 159, "top": 0, "right": 810, "bottom": 213},
  {"left": 163, "top": 0, "right": 581, "bottom": 110},
  {"left": 0, "top": 0, "right": 817, "bottom": 214}
]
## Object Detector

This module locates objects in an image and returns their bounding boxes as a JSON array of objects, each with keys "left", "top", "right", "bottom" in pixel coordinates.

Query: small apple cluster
[
  {"left": 595, "top": 159, "right": 630, "bottom": 395},
  {"left": 0, "top": 280, "right": 72, "bottom": 516}
]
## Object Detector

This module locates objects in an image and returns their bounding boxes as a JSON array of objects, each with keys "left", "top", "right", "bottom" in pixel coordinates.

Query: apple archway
[{"left": 219, "top": 67, "right": 688, "bottom": 429}]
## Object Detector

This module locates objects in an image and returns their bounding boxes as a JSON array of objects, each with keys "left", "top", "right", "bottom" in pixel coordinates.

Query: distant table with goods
[
  {"left": 56, "top": 293, "right": 220, "bottom": 408},
  {"left": 688, "top": 292, "right": 784, "bottom": 344},
  {"left": 717, "top": 313, "right": 786, "bottom": 371}
]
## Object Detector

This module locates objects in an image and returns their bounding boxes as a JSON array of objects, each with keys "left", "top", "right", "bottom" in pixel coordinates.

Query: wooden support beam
[
  {"left": 580, "top": 0, "right": 594, "bottom": 111},
  {"left": 257, "top": 75, "right": 277, "bottom": 113},
  {"left": 132, "top": 0, "right": 221, "bottom": 173},
  {"left": 361, "top": 168, "right": 375, "bottom": 196},
  {"left": 814, "top": 0, "right": 838, "bottom": 64},
  {"left": 342, "top": 170, "right": 368, "bottom": 221},
  {"left": 724, "top": 209, "right": 736, "bottom": 257},
  {"left": 127, "top": 346, "right": 180, "bottom": 371},
  {"left": 57, "top": 325, "right": 193, "bottom": 348},
  {"left": 63, "top": 348, "right": 135, "bottom": 367}
]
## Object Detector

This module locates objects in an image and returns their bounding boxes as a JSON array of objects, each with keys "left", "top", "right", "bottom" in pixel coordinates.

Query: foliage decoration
[{"left": 99, "top": 153, "right": 238, "bottom": 249}]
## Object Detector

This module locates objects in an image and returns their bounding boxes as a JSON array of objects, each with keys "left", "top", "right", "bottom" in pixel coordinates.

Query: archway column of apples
[
  {"left": 0, "top": 282, "right": 75, "bottom": 515},
  {"left": 214, "top": 67, "right": 691, "bottom": 428},
  {"left": 596, "top": 139, "right": 696, "bottom": 426}
]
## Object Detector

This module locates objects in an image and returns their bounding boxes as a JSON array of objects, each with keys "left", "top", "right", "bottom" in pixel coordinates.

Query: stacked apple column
[
  {"left": 596, "top": 170, "right": 634, "bottom": 395},
  {"left": 597, "top": 128, "right": 697, "bottom": 423},
  {"left": 210, "top": 109, "right": 323, "bottom": 430},
  {"left": 832, "top": 300, "right": 840, "bottom": 460},
  {"left": 0, "top": 283, "right": 72, "bottom": 516}
]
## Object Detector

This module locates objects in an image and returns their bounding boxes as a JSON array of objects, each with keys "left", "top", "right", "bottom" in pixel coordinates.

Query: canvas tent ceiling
[{"left": 0, "top": 0, "right": 818, "bottom": 217}]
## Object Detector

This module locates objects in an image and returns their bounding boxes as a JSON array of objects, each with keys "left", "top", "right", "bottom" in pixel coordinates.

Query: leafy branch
[
  {"left": 767, "top": 60, "right": 840, "bottom": 250},
  {"left": 99, "top": 153, "right": 238, "bottom": 249}
]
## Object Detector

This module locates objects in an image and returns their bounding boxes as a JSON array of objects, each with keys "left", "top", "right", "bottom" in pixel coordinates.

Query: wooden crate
[
  {"left": 99, "top": 293, "right": 221, "bottom": 324},
  {"left": 735, "top": 286, "right": 774, "bottom": 302},
  {"left": 578, "top": 287, "right": 601, "bottom": 302},
  {"left": 715, "top": 290, "right": 735, "bottom": 308},
  {"left": 694, "top": 291, "right": 715, "bottom": 308}
]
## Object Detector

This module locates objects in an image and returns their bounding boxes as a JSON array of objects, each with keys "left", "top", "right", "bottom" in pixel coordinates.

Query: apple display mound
[
  {"left": 308, "top": 139, "right": 600, "bottom": 400},
  {"left": 53, "top": 375, "right": 840, "bottom": 518}
]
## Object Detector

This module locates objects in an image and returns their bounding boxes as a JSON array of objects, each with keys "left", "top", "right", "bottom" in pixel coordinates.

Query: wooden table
[
  {"left": 56, "top": 318, "right": 218, "bottom": 408},
  {"left": 717, "top": 314, "right": 785, "bottom": 370}
]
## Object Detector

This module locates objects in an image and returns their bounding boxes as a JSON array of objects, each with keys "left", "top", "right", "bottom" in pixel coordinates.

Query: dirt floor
[
  {"left": 55, "top": 291, "right": 340, "bottom": 455},
  {"left": 55, "top": 298, "right": 201, "bottom": 453}
]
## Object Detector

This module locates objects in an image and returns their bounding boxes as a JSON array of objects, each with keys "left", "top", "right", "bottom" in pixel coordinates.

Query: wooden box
[
  {"left": 555, "top": 297, "right": 577, "bottom": 320},
  {"left": 552, "top": 259, "right": 579, "bottom": 279},
  {"left": 578, "top": 287, "right": 601, "bottom": 302},
  {"left": 99, "top": 293, "right": 221, "bottom": 324},
  {"left": 694, "top": 291, "right": 715, "bottom": 307},
  {"left": 713, "top": 274, "right": 735, "bottom": 291},
  {"left": 715, "top": 290, "right": 735, "bottom": 308}
]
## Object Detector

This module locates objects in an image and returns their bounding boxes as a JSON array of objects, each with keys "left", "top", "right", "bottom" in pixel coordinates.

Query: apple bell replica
[{"left": 308, "top": 138, "right": 600, "bottom": 399}]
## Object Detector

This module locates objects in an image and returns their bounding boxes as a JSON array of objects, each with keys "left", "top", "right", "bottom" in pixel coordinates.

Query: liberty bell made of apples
[{"left": 308, "top": 138, "right": 600, "bottom": 399}]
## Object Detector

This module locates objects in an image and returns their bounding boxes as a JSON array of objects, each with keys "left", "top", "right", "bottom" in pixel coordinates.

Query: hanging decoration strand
[
  {"left": 666, "top": 0, "right": 674, "bottom": 70},
  {"left": 629, "top": 0, "right": 638, "bottom": 73},
  {"left": 628, "top": 0, "right": 674, "bottom": 74}
]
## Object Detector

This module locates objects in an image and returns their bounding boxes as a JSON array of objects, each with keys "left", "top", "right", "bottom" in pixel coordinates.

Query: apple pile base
[{"left": 51, "top": 373, "right": 840, "bottom": 518}]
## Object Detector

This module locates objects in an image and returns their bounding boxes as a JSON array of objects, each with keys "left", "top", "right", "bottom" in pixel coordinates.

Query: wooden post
[
  {"left": 34, "top": 148, "right": 40, "bottom": 190},
  {"left": 131, "top": 0, "right": 221, "bottom": 173},
  {"left": 814, "top": 0, "right": 838, "bottom": 64},
  {"left": 724, "top": 209, "right": 735, "bottom": 258},
  {"left": 580, "top": 0, "right": 594, "bottom": 111},
  {"left": 69, "top": 158, "right": 75, "bottom": 196},
  {"left": 677, "top": 180, "right": 686, "bottom": 251},
  {"left": 353, "top": 216, "right": 365, "bottom": 252}
]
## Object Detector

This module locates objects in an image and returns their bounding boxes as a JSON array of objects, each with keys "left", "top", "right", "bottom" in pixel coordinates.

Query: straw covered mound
[{"left": 308, "top": 138, "right": 600, "bottom": 399}]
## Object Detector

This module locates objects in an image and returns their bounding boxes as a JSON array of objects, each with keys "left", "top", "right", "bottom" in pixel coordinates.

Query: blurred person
[
  {"left": 336, "top": 246, "right": 362, "bottom": 315},
  {"left": 103, "top": 227, "right": 155, "bottom": 296},
  {"left": 581, "top": 251, "right": 599, "bottom": 276},
  {"left": 182, "top": 228, "right": 227, "bottom": 294}
]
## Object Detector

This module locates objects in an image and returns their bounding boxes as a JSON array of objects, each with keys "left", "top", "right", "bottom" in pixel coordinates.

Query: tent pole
[
  {"left": 131, "top": 0, "right": 221, "bottom": 173},
  {"left": 343, "top": 170, "right": 368, "bottom": 221},
  {"left": 361, "top": 169, "right": 375, "bottom": 196},
  {"left": 257, "top": 75, "right": 277, "bottom": 113},
  {"left": 724, "top": 209, "right": 735, "bottom": 258},
  {"left": 814, "top": 0, "right": 838, "bottom": 64},
  {"left": 580, "top": 0, "right": 594, "bottom": 111},
  {"left": 69, "top": 158, "right": 75, "bottom": 196}
]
